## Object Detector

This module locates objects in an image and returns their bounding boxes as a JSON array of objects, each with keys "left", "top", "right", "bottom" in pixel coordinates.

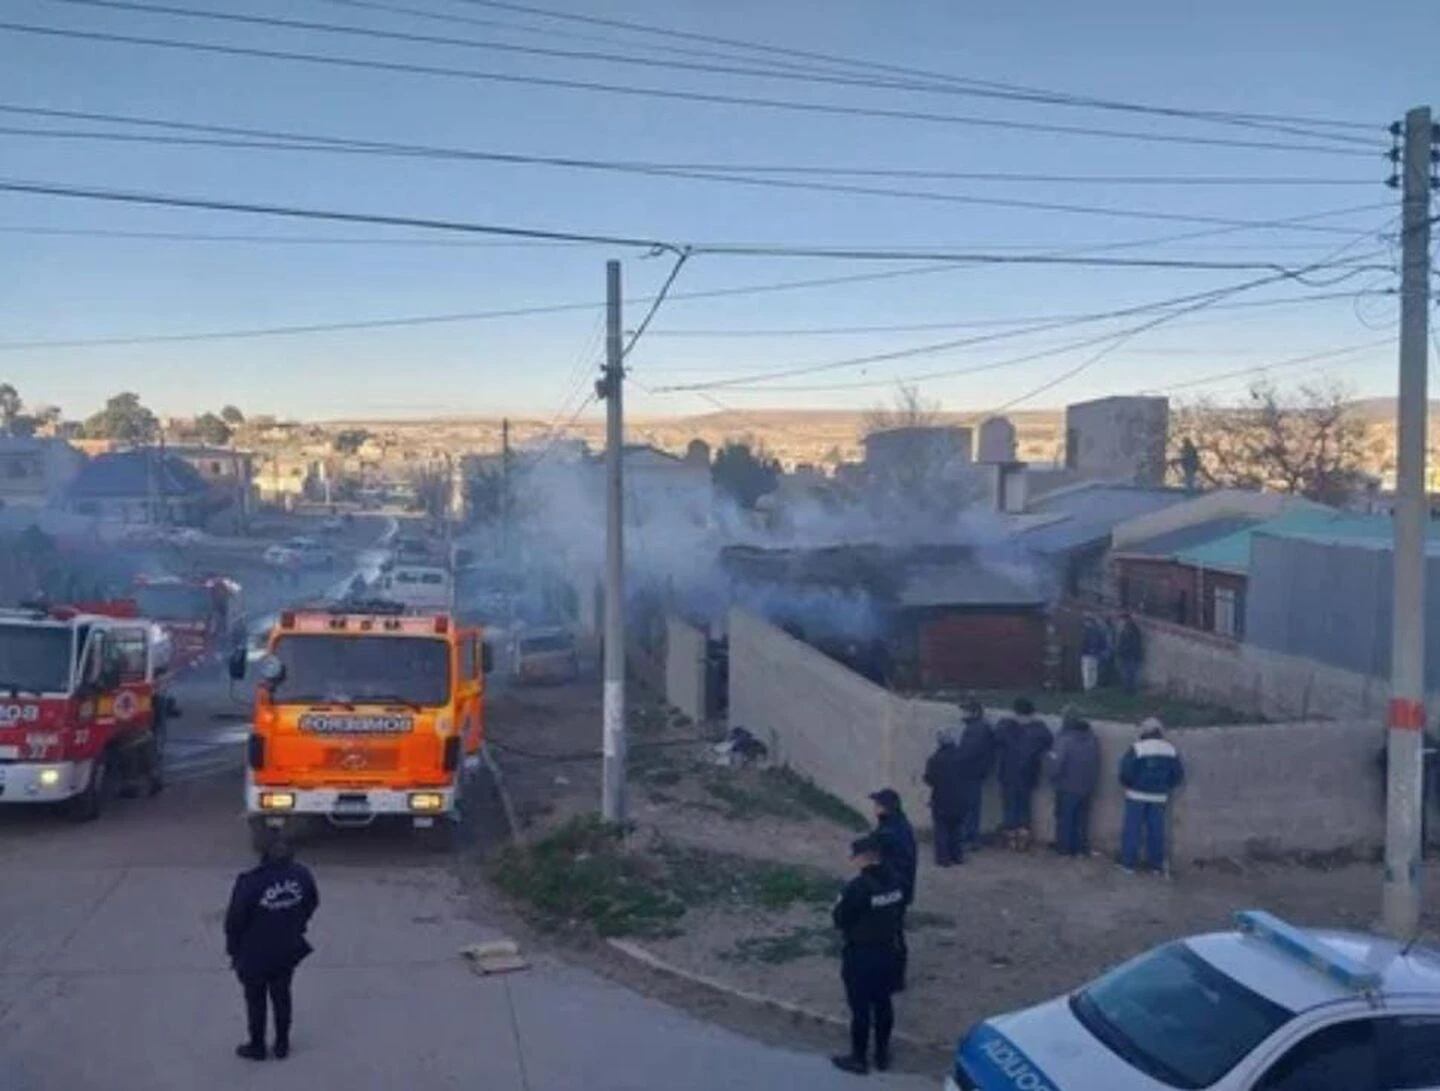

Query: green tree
[
  {"left": 219, "top": 404, "right": 245, "bottom": 425},
  {"left": 83, "top": 392, "right": 159, "bottom": 444},
  {"left": 0, "top": 383, "right": 21, "bottom": 433},
  {"left": 711, "top": 442, "right": 780, "bottom": 509},
  {"left": 192, "top": 412, "right": 233, "bottom": 447},
  {"left": 332, "top": 429, "right": 371, "bottom": 455}
]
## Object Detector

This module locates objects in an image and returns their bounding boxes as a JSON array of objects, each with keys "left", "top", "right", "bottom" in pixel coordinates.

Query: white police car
[{"left": 947, "top": 910, "right": 1440, "bottom": 1091}]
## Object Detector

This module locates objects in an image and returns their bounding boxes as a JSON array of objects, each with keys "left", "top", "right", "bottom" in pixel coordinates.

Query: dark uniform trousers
[
  {"left": 243, "top": 970, "right": 294, "bottom": 1051},
  {"left": 842, "top": 945, "right": 898, "bottom": 1063}
]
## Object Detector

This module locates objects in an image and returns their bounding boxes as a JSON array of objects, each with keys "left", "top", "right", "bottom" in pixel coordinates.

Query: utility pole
[
  {"left": 600, "top": 259, "right": 626, "bottom": 822},
  {"left": 1382, "top": 105, "right": 1435, "bottom": 938},
  {"left": 500, "top": 416, "right": 511, "bottom": 561}
]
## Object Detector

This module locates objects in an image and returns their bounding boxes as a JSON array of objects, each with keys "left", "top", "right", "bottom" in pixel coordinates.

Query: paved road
[{"left": 0, "top": 688, "right": 933, "bottom": 1090}]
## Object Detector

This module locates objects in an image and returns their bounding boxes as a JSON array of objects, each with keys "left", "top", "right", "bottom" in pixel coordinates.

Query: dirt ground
[{"left": 482, "top": 677, "right": 1440, "bottom": 1061}]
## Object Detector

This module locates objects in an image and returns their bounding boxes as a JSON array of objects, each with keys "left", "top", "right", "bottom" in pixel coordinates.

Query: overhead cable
[
  {"left": 0, "top": 20, "right": 1379, "bottom": 156},
  {"left": 37, "top": 0, "right": 1379, "bottom": 147}
]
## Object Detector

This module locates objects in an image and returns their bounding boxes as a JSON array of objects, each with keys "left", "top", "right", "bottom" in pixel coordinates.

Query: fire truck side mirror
[
  {"left": 482, "top": 642, "right": 494, "bottom": 675},
  {"left": 227, "top": 646, "right": 248, "bottom": 681}
]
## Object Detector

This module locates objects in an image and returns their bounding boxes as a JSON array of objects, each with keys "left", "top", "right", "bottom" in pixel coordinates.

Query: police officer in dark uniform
[
  {"left": 225, "top": 831, "right": 320, "bottom": 1061},
  {"left": 831, "top": 833, "right": 905, "bottom": 1075},
  {"left": 869, "top": 788, "right": 916, "bottom": 990}
]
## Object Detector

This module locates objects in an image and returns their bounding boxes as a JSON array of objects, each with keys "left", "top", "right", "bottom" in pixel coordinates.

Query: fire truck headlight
[
  {"left": 259, "top": 792, "right": 295, "bottom": 811},
  {"left": 409, "top": 792, "right": 444, "bottom": 813},
  {"left": 38, "top": 768, "right": 61, "bottom": 787}
]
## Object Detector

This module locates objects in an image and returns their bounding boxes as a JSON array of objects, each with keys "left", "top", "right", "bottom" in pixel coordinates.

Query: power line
[
  {"left": 0, "top": 177, "right": 678, "bottom": 251},
  {"left": 0, "top": 123, "right": 1389, "bottom": 233},
  {"left": 0, "top": 223, "right": 577, "bottom": 247},
  {"left": 35, "top": 0, "right": 1378, "bottom": 149},
  {"left": 443, "top": 0, "right": 1377, "bottom": 135},
  {"left": 649, "top": 268, "right": 1380, "bottom": 393},
  {"left": 640, "top": 289, "right": 1387, "bottom": 339},
  {"left": 686, "top": 267, "right": 1380, "bottom": 395},
  {"left": 0, "top": 20, "right": 1379, "bottom": 156},
  {"left": 0, "top": 177, "right": 1397, "bottom": 276},
  {"left": 1148, "top": 340, "right": 1394, "bottom": 394},
  {"left": 622, "top": 250, "right": 689, "bottom": 359},
  {"left": 0, "top": 106, "right": 1380, "bottom": 190}
]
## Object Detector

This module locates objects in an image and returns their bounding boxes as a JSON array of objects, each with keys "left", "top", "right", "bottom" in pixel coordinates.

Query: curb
[
  {"left": 480, "top": 744, "right": 521, "bottom": 842},
  {"left": 606, "top": 939, "right": 945, "bottom": 1051}
]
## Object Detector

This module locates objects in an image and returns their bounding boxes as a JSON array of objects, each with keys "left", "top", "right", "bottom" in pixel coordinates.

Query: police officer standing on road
[
  {"left": 225, "top": 831, "right": 320, "bottom": 1061},
  {"left": 868, "top": 788, "right": 916, "bottom": 990},
  {"left": 831, "top": 834, "right": 905, "bottom": 1076}
]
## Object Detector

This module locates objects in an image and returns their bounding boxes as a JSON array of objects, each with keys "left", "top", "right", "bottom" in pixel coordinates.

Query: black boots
[
  {"left": 235, "top": 1043, "right": 266, "bottom": 1062},
  {"left": 831, "top": 1054, "right": 868, "bottom": 1075}
]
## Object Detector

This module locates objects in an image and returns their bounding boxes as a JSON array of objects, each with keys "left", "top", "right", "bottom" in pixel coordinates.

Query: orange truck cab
[{"left": 230, "top": 604, "right": 487, "bottom": 845}]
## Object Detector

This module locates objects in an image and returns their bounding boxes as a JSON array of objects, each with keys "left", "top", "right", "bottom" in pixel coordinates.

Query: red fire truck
[
  {"left": 130, "top": 575, "right": 241, "bottom": 669},
  {"left": 0, "top": 602, "right": 172, "bottom": 819}
]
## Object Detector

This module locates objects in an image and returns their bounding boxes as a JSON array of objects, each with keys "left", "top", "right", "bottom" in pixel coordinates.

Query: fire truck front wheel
[{"left": 66, "top": 752, "right": 111, "bottom": 822}]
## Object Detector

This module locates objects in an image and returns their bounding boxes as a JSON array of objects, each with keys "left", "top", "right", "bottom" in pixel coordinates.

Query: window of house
[{"left": 1213, "top": 587, "right": 1239, "bottom": 638}]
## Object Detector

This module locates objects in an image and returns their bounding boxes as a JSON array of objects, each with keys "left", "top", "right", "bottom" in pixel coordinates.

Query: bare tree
[
  {"left": 862, "top": 383, "right": 939, "bottom": 435},
  {"left": 1170, "top": 380, "right": 1371, "bottom": 505}
]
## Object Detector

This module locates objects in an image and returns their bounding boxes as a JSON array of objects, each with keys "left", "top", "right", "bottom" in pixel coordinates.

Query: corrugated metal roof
[
  {"left": 1021, "top": 483, "right": 1196, "bottom": 555},
  {"left": 897, "top": 561, "right": 1046, "bottom": 608},
  {"left": 1177, "top": 510, "right": 1440, "bottom": 573},
  {"left": 1116, "top": 515, "right": 1262, "bottom": 561}
]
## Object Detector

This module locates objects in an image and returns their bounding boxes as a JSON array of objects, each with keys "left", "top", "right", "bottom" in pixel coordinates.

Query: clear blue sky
[{"left": 0, "top": 0, "right": 1430, "bottom": 423}]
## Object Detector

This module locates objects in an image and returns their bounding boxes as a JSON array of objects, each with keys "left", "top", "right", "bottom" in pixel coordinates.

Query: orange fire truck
[
  {"left": 0, "top": 602, "right": 171, "bottom": 819},
  {"left": 131, "top": 575, "right": 241, "bottom": 669},
  {"left": 230, "top": 603, "right": 487, "bottom": 847}
]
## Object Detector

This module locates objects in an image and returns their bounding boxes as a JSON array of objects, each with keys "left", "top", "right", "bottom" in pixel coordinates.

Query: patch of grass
[
  {"left": 768, "top": 768, "right": 869, "bottom": 831},
  {"left": 947, "top": 688, "right": 1256, "bottom": 727},
  {"left": 695, "top": 766, "right": 869, "bottom": 830},
  {"left": 492, "top": 817, "right": 843, "bottom": 939},
  {"left": 721, "top": 925, "right": 839, "bottom": 965},
  {"left": 660, "top": 845, "right": 841, "bottom": 911},
  {"left": 907, "top": 909, "right": 957, "bottom": 930},
  {"left": 491, "top": 816, "right": 685, "bottom": 938}
]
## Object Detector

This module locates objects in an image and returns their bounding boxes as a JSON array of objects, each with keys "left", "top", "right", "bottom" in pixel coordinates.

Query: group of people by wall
[
  {"left": 1080, "top": 611, "right": 1144, "bottom": 694},
  {"left": 922, "top": 698, "right": 1185, "bottom": 872},
  {"left": 826, "top": 706, "right": 1185, "bottom": 1073}
]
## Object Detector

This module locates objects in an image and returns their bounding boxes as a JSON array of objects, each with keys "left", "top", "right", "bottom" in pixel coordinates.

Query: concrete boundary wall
[
  {"left": 1137, "top": 617, "right": 1440, "bottom": 723},
  {"left": 665, "top": 616, "right": 710, "bottom": 723},
  {"left": 729, "top": 608, "right": 1398, "bottom": 861}
]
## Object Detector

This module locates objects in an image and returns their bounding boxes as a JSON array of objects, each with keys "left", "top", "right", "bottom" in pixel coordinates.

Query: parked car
[
  {"left": 281, "top": 536, "right": 336, "bottom": 568},
  {"left": 513, "top": 627, "right": 579, "bottom": 685},
  {"left": 262, "top": 543, "right": 300, "bottom": 568},
  {"left": 945, "top": 910, "right": 1440, "bottom": 1091}
]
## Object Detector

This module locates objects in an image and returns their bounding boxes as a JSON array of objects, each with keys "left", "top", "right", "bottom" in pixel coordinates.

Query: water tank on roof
[{"left": 977, "top": 416, "right": 1017, "bottom": 463}]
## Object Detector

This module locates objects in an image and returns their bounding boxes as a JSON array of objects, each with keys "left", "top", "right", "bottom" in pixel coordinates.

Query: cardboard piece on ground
[{"left": 461, "top": 939, "right": 530, "bottom": 976}]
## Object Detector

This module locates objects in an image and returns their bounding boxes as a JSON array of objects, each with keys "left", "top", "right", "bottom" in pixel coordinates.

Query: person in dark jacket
[
  {"left": 923, "top": 730, "right": 968, "bottom": 867},
  {"left": 1115, "top": 612, "right": 1144, "bottom": 695},
  {"left": 225, "top": 832, "right": 320, "bottom": 1061},
  {"left": 1048, "top": 707, "right": 1101, "bottom": 857},
  {"left": 1118, "top": 717, "right": 1185, "bottom": 874},
  {"left": 869, "top": 788, "right": 916, "bottom": 991},
  {"left": 994, "top": 698, "right": 1055, "bottom": 851},
  {"left": 953, "top": 699, "right": 996, "bottom": 848},
  {"left": 1079, "top": 614, "right": 1107, "bottom": 692},
  {"left": 831, "top": 834, "right": 905, "bottom": 1076}
]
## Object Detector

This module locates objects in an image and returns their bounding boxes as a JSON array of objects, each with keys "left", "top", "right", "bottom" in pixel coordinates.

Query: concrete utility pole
[
  {"left": 500, "top": 417, "right": 511, "bottom": 560},
  {"left": 600, "top": 259, "right": 627, "bottom": 822},
  {"left": 1383, "top": 105, "right": 1435, "bottom": 939}
]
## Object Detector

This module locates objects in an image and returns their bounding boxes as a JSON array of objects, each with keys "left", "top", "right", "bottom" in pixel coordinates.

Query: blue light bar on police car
[{"left": 1234, "top": 910, "right": 1382, "bottom": 991}]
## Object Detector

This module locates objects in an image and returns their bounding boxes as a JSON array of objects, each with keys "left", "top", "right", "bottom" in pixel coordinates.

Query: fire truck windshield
[
  {"left": 0, "top": 625, "right": 73, "bottom": 695},
  {"left": 271, "top": 635, "right": 450, "bottom": 707},
  {"left": 135, "top": 584, "right": 212, "bottom": 621}
]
